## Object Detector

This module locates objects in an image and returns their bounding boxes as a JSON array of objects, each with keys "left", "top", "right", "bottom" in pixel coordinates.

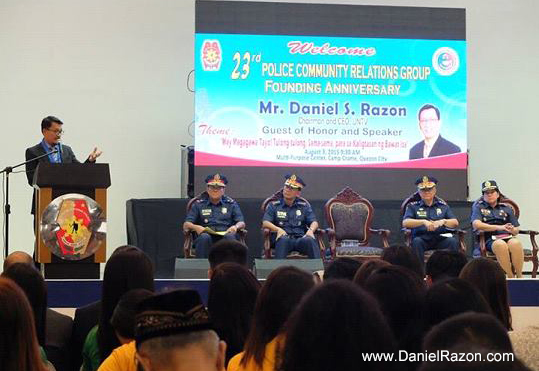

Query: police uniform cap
[
  {"left": 135, "top": 289, "right": 212, "bottom": 346},
  {"left": 415, "top": 175, "right": 438, "bottom": 190},
  {"left": 284, "top": 174, "right": 306, "bottom": 189},
  {"left": 481, "top": 180, "right": 499, "bottom": 193},
  {"left": 205, "top": 173, "right": 228, "bottom": 187}
]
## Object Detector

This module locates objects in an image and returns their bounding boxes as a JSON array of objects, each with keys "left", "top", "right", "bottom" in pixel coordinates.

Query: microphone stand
[{"left": 0, "top": 150, "right": 57, "bottom": 258}]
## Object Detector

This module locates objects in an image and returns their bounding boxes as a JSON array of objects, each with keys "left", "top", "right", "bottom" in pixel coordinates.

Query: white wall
[{"left": 1, "top": 0, "right": 538, "bottom": 264}]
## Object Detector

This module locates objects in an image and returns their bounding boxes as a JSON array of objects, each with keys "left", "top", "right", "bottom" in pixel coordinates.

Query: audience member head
[
  {"left": 425, "top": 250, "right": 468, "bottom": 285},
  {"left": 423, "top": 312, "right": 512, "bottom": 353},
  {"left": 0, "top": 277, "right": 47, "bottom": 371},
  {"left": 363, "top": 265, "right": 426, "bottom": 354},
  {"left": 135, "top": 289, "right": 225, "bottom": 371},
  {"left": 418, "top": 356, "right": 532, "bottom": 371},
  {"left": 241, "top": 266, "right": 314, "bottom": 369},
  {"left": 207, "top": 239, "right": 248, "bottom": 273},
  {"left": 353, "top": 259, "right": 391, "bottom": 287},
  {"left": 3, "top": 251, "right": 34, "bottom": 271},
  {"left": 382, "top": 244, "right": 424, "bottom": 278},
  {"left": 420, "top": 312, "right": 522, "bottom": 371},
  {"left": 110, "top": 288, "right": 153, "bottom": 344},
  {"left": 460, "top": 258, "right": 512, "bottom": 330},
  {"left": 1, "top": 263, "right": 47, "bottom": 346},
  {"left": 281, "top": 280, "right": 397, "bottom": 371},
  {"left": 207, "top": 263, "right": 260, "bottom": 364},
  {"left": 98, "top": 245, "right": 155, "bottom": 361},
  {"left": 324, "top": 257, "right": 362, "bottom": 281},
  {"left": 424, "top": 278, "right": 491, "bottom": 329}
]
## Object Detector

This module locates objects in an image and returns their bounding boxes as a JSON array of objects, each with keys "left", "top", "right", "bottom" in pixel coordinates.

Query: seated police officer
[
  {"left": 402, "top": 176, "right": 459, "bottom": 266},
  {"left": 183, "top": 174, "right": 245, "bottom": 258},
  {"left": 262, "top": 174, "right": 320, "bottom": 259},
  {"left": 471, "top": 180, "right": 524, "bottom": 278}
]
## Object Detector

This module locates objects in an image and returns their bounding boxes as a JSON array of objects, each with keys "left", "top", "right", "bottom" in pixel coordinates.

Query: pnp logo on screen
[
  {"left": 432, "top": 47, "right": 460, "bottom": 76},
  {"left": 201, "top": 40, "right": 222, "bottom": 71}
]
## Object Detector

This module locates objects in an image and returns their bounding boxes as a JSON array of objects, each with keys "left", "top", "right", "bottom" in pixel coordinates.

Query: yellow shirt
[
  {"left": 227, "top": 336, "right": 283, "bottom": 371},
  {"left": 97, "top": 341, "right": 136, "bottom": 371}
]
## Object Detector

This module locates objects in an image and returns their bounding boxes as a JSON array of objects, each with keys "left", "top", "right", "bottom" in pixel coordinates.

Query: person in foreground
[
  {"left": 471, "top": 180, "right": 524, "bottom": 278},
  {"left": 184, "top": 174, "right": 246, "bottom": 258},
  {"left": 135, "top": 289, "right": 226, "bottom": 371},
  {"left": 403, "top": 176, "right": 460, "bottom": 266},
  {"left": 0, "top": 276, "right": 50, "bottom": 371},
  {"left": 262, "top": 174, "right": 320, "bottom": 258},
  {"left": 227, "top": 266, "right": 315, "bottom": 371},
  {"left": 280, "top": 280, "right": 398, "bottom": 371}
]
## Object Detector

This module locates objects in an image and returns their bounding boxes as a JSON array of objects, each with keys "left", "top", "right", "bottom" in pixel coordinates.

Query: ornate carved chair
[
  {"left": 400, "top": 192, "right": 467, "bottom": 257},
  {"left": 324, "top": 187, "right": 389, "bottom": 260},
  {"left": 182, "top": 192, "right": 247, "bottom": 258},
  {"left": 475, "top": 195, "right": 538, "bottom": 277},
  {"left": 260, "top": 189, "right": 325, "bottom": 259}
]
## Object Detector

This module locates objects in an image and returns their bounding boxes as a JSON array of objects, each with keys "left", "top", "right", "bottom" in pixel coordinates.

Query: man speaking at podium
[{"left": 25, "top": 115, "right": 102, "bottom": 216}]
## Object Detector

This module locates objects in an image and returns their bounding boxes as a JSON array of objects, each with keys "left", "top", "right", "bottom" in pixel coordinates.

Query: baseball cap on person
[
  {"left": 205, "top": 174, "right": 228, "bottom": 187},
  {"left": 284, "top": 174, "right": 306, "bottom": 190},
  {"left": 415, "top": 176, "right": 438, "bottom": 190},
  {"left": 481, "top": 180, "right": 499, "bottom": 193}
]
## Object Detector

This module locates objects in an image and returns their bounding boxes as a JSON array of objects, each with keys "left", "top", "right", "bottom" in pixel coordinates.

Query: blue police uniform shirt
[
  {"left": 403, "top": 196, "right": 456, "bottom": 237},
  {"left": 471, "top": 199, "right": 519, "bottom": 239},
  {"left": 185, "top": 195, "right": 244, "bottom": 232},
  {"left": 262, "top": 197, "right": 317, "bottom": 237}
]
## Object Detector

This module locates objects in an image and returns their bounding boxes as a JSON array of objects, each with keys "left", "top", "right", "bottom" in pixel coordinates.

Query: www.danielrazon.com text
[{"left": 362, "top": 350, "right": 514, "bottom": 363}]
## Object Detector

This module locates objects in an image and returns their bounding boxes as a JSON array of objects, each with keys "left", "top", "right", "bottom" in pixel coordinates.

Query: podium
[{"left": 33, "top": 163, "right": 111, "bottom": 278}]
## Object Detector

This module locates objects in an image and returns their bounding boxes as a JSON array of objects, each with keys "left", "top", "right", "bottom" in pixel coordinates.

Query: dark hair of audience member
[
  {"left": 0, "top": 277, "right": 47, "bottom": 371},
  {"left": 459, "top": 257, "right": 512, "bottom": 330},
  {"left": 110, "top": 289, "right": 153, "bottom": 342},
  {"left": 241, "top": 266, "right": 315, "bottom": 369},
  {"left": 281, "top": 280, "right": 398, "bottom": 371},
  {"left": 363, "top": 265, "right": 426, "bottom": 362},
  {"left": 324, "top": 257, "right": 362, "bottom": 281},
  {"left": 207, "top": 262, "right": 261, "bottom": 364},
  {"left": 353, "top": 259, "right": 391, "bottom": 287},
  {"left": 1, "top": 263, "right": 47, "bottom": 346},
  {"left": 425, "top": 250, "right": 468, "bottom": 283},
  {"left": 419, "top": 313, "right": 527, "bottom": 371},
  {"left": 97, "top": 245, "right": 154, "bottom": 361},
  {"left": 423, "top": 312, "right": 512, "bottom": 353},
  {"left": 418, "top": 346, "right": 530, "bottom": 371},
  {"left": 382, "top": 244, "right": 424, "bottom": 278},
  {"left": 424, "top": 278, "right": 491, "bottom": 329},
  {"left": 208, "top": 239, "right": 248, "bottom": 269}
]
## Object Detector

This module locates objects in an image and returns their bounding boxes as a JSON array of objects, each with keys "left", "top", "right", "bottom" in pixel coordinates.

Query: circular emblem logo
[
  {"left": 432, "top": 47, "right": 460, "bottom": 76},
  {"left": 40, "top": 194, "right": 106, "bottom": 260}
]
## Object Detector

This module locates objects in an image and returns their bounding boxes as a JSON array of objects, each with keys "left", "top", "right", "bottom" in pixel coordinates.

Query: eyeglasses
[
  {"left": 46, "top": 129, "right": 64, "bottom": 135},
  {"left": 419, "top": 119, "right": 439, "bottom": 124}
]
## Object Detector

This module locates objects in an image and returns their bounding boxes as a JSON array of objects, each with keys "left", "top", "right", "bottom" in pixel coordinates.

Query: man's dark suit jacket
[
  {"left": 45, "top": 308, "right": 73, "bottom": 371},
  {"left": 70, "top": 300, "right": 100, "bottom": 371},
  {"left": 409, "top": 135, "right": 461, "bottom": 160},
  {"left": 25, "top": 142, "right": 88, "bottom": 214}
]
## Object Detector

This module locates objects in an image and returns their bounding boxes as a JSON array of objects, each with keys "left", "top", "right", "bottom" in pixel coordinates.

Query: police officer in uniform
[
  {"left": 262, "top": 174, "right": 320, "bottom": 259},
  {"left": 183, "top": 174, "right": 245, "bottom": 258},
  {"left": 403, "top": 176, "right": 459, "bottom": 266},
  {"left": 471, "top": 180, "right": 524, "bottom": 278}
]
